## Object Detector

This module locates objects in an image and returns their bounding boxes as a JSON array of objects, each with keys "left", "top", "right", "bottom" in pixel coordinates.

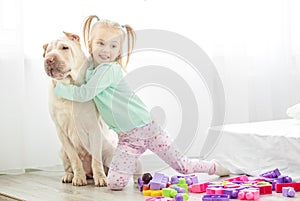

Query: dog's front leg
[
  {"left": 58, "top": 129, "right": 87, "bottom": 186},
  {"left": 92, "top": 157, "right": 107, "bottom": 187},
  {"left": 88, "top": 124, "right": 107, "bottom": 187}
]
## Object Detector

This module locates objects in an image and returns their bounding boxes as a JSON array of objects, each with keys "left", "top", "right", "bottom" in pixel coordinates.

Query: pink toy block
[
  {"left": 282, "top": 187, "right": 296, "bottom": 197},
  {"left": 150, "top": 173, "right": 169, "bottom": 190},
  {"left": 146, "top": 196, "right": 173, "bottom": 201},
  {"left": 206, "top": 187, "right": 224, "bottom": 195},
  {"left": 238, "top": 188, "right": 260, "bottom": 200},
  {"left": 225, "top": 175, "right": 249, "bottom": 182},
  {"left": 189, "top": 182, "right": 210, "bottom": 193},
  {"left": 275, "top": 182, "right": 300, "bottom": 193}
]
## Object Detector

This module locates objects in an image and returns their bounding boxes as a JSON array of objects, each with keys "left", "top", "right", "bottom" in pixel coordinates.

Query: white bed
[{"left": 200, "top": 119, "right": 300, "bottom": 180}]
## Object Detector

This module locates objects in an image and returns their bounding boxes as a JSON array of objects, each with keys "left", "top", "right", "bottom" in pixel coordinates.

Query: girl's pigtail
[
  {"left": 82, "top": 15, "right": 99, "bottom": 50},
  {"left": 123, "top": 24, "right": 136, "bottom": 69}
]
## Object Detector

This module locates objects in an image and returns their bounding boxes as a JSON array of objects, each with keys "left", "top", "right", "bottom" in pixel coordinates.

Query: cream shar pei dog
[{"left": 43, "top": 32, "right": 141, "bottom": 187}]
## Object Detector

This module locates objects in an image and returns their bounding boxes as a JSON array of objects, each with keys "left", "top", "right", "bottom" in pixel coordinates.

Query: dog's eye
[{"left": 62, "top": 46, "right": 69, "bottom": 50}]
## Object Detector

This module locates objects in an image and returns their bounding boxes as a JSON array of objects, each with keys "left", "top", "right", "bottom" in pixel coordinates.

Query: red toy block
[
  {"left": 275, "top": 182, "right": 300, "bottom": 193},
  {"left": 189, "top": 182, "right": 209, "bottom": 193},
  {"left": 253, "top": 184, "right": 272, "bottom": 195}
]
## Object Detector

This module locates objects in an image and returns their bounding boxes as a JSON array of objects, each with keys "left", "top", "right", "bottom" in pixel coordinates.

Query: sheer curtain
[
  {"left": 0, "top": 0, "right": 25, "bottom": 173},
  {"left": 1, "top": 0, "right": 300, "bottom": 173}
]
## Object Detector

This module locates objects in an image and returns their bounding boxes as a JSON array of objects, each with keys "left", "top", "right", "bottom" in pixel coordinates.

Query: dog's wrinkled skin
[{"left": 43, "top": 32, "right": 120, "bottom": 187}]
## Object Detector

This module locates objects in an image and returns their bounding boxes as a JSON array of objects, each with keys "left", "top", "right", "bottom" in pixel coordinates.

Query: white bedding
[{"left": 200, "top": 119, "right": 300, "bottom": 180}]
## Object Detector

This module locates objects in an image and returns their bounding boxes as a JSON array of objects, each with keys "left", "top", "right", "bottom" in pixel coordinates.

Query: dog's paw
[
  {"left": 72, "top": 174, "right": 87, "bottom": 186},
  {"left": 94, "top": 175, "right": 107, "bottom": 187},
  {"left": 62, "top": 172, "right": 74, "bottom": 183}
]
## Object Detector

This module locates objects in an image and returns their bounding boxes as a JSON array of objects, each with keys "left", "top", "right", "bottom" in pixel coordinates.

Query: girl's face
[{"left": 89, "top": 26, "right": 122, "bottom": 67}]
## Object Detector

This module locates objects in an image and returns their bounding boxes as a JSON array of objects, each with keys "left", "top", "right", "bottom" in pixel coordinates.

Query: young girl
[{"left": 54, "top": 15, "right": 230, "bottom": 190}]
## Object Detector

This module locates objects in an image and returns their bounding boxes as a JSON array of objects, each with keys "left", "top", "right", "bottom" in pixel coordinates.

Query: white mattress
[{"left": 200, "top": 119, "right": 300, "bottom": 180}]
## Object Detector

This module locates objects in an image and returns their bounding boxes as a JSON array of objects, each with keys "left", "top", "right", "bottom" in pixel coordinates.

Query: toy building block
[
  {"left": 170, "top": 185, "right": 186, "bottom": 193},
  {"left": 202, "top": 194, "right": 229, "bottom": 201},
  {"left": 253, "top": 183, "right": 272, "bottom": 195},
  {"left": 282, "top": 187, "right": 296, "bottom": 197},
  {"left": 175, "top": 193, "right": 188, "bottom": 201},
  {"left": 146, "top": 196, "right": 173, "bottom": 201},
  {"left": 143, "top": 185, "right": 151, "bottom": 191},
  {"left": 189, "top": 182, "right": 210, "bottom": 193},
  {"left": 149, "top": 173, "right": 169, "bottom": 190},
  {"left": 171, "top": 176, "right": 179, "bottom": 184},
  {"left": 238, "top": 188, "right": 260, "bottom": 200},
  {"left": 223, "top": 187, "right": 248, "bottom": 199},
  {"left": 225, "top": 175, "right": 249, "bottom": 182},
  {"left": 275, "top": 182, "right": 300, "bottom": 193},
  {"left": 206, "top": 186, "right": 224, "bottom": 195},
  {"left": 260, "top": 168, "right": 281, "bottom": 178},
  {"left": 188, "top": 175, "right": 199, "bottom": 185},
  {"left": 172, "top": 178, "right": 188, "bottom": 193},
  {"left": 162, "top": 188, "right": 177, "bottom": 198},
  {"left": 277, "top": 175, "right": 293, "bottom": 184},
  {"left": 143, "top": 190, "right": 163, "bottom": 197},
  {"left": 138, "top": 177, "right": 144, "bottom": 192}
]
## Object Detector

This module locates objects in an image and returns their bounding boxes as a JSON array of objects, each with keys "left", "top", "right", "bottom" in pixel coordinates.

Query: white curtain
[
  {"left": 0, "top": 0, "right": 26, "bottom": 174},
  {"left": 1, "top": 0, "right": 300, "bottom": 172}
]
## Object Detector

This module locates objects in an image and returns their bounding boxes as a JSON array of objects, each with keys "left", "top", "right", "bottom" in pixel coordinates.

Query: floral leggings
[{"left": 107, "top": 121, "right": 215, "bottom": 190}]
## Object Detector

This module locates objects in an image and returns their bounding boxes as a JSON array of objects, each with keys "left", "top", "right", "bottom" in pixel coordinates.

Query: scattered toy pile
[{"left": 137, "top": 168, "right": 299, "bottom": 201}]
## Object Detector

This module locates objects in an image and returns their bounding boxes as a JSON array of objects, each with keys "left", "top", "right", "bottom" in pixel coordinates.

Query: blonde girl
[{"left": 54, "top": 15, "right": 230, "bottom": 190}]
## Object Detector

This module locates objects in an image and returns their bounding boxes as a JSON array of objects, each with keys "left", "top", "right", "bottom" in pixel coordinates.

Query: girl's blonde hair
[{"left": 82, "top": 15, "right": 136, "bottom": 70}]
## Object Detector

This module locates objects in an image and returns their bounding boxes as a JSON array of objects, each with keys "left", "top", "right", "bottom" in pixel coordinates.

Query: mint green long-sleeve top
[{"left": 54, "top": 62, "right": 152, "bottom": 133}]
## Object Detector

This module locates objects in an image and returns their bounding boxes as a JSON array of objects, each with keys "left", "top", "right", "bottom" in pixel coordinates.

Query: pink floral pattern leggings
[{"left": 107, "top": 121, "right": 215, "bottom": 190}]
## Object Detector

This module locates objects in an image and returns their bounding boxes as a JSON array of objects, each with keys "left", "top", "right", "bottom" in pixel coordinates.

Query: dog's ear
[
  {"left": 43, "top": 43, "right": 48, "bottom": 58},
  {"left": 63, "top": 31, "right": 80, "bottom": 43}
]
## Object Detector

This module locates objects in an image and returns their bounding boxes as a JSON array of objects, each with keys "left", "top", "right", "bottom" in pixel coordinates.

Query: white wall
[{"left": 1, "top": 0, "right": 300, "bottom": 171}]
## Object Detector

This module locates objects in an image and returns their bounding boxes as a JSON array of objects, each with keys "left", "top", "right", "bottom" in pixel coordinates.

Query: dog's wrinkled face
[{"left": 43, "top": 32, "right": 82, "bottom": 80}]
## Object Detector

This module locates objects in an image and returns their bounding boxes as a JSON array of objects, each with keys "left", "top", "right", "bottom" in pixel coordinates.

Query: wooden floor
[{"left": 0, "top": 168, "right": 299, "bottom": 201}]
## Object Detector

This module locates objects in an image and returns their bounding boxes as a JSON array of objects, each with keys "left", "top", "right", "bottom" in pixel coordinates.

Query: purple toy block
[
  {"left": 171, "top": 176, "right": 179, "bottom": 184},
  {"left": 170, "top": 185, "right": 186, "bottom": 193},
  {"left": 277, "top": 175, "right": 293, "bottom": 183},
  {"left": 149, "top": 173, "right": 169, "bottom": 190},
  {"left": 260, "top": 168, "right": 281, "bottom": 178},
  {"left": 223, "top": 186, "right": 248, "bottom": 199},
  {"left": 175, "top": 194, "right": 183, "bottom": 201},
  {"left": 185, "top": 177, "right": 192, "bottom": 186},
  {"left": 202, "top": 194, "right": 229, "bottom": 201},
  {"left": 191, "top": 175, "right": 199, "bottom": 184},
  {"left": 282, "top": 187, "right": 296, "bottom": 197},
  {"left": 138, "top": 177, "right": 144, "bottom": 191}
]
